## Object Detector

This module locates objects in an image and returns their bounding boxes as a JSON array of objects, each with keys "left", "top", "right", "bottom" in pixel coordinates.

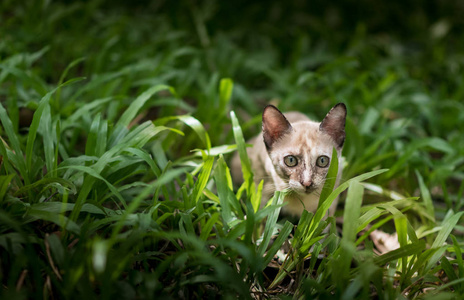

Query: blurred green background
[
  {"left": 2, "top": 0, "right": 464, "bottom": 194},
  {"left": 3, "top": 0, "right": 464, "bottom": 98}
]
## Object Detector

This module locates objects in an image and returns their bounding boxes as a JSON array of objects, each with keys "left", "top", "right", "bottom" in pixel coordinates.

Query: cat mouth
[
  {"left": 287, "top": 182, "right": 317, "bottom": 195},
  {"left": 293, "top": 186, "right": 316, "bottom": 195}
]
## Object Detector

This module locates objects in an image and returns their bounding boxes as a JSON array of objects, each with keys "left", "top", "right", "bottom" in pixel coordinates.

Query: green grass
[{"left": 1, "top": 1, "right": 464, "bottom": 299}]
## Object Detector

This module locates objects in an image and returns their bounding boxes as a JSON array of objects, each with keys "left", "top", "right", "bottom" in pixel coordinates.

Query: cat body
[{"left": 232, "top": 104, "right": 346, "bottom": 217}]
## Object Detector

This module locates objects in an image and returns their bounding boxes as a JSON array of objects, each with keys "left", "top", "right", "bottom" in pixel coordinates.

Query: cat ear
[
  {"left": 262, "top": 105, "right": 293, "bottom": 149},
  {"left": 319, "top": 103, "right": 347, "bottom": 148}
]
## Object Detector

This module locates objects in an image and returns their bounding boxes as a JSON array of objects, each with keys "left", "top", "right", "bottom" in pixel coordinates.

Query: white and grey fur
[{"left": 231, "top": 103, "right": 346, "bottom": 217}]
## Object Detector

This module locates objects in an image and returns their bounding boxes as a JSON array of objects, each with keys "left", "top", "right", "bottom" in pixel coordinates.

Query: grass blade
[
  {"left": 190, "top": 156, "right": 214, "bottom": 205},
  {"left": 85, "top": 113, "right": 101, "bottom": 157},
  {"left": 214, "top": 156, "right": 237, "bottom": 229},
  {"left": 311, "top": 169, "right": 388, "bottom": 232},
  {"left": 416, "top": 170, "right": 435, "bottom": 222},
  {"left": 0, "top": 103, "right": 28, "bottom": 184},
  {"left": 26, "top": 78, "right": 85, "bottom": 181},
  {"left": 26, "top": 208, "right": 81, "bottom": 235},
  {"left": 0, "top": 174, "right": 15, "bottom": 201},
  {"left": 117, "top": 85, "right": 170, "bottom": 128},
  {"left": 230, "top": 110, "right": 253, "bottom": 190},
  {"left": 262, "top": 221, "right": 293, "bottom": 268},
  {"left": 425, "top": 211, "right": 464, "bottom": 272},
  {"left": 176, "top": 115, "right": 211, "bottom": 151},
  {"left": 374, "top": 241, "right": 426, "bottom": 266},
  {"left": 318, "top": 147, "right": 339, "bottom": 208},
  {"left": 40, "top": 103, "right": 55, "bottom": 175},
  {"left": 334, "top": 181, "right": 364, "bottom": 289},
  {"left": 200, "top": 213, "right": 220, "bottom": 241},
  {"left": 257, "top": 191, "right": 285, "bottom": 257},
  {"left": 219, "top": 78, "right": 233, "bottom": 113}
]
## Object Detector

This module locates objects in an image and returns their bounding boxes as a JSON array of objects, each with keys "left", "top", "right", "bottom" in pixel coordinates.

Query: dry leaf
[{"left": 370, "top": 229, "right": 400, "bottom": 255}]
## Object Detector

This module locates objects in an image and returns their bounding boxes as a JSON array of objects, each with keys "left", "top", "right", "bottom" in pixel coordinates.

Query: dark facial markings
[{"left": 279, "top": 151, "right": 330, "bottom": 189}]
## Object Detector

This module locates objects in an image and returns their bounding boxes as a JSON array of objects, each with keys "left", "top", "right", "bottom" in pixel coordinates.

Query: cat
[{"left": 231, "top": 103, "right": 346, "bottom": 217}]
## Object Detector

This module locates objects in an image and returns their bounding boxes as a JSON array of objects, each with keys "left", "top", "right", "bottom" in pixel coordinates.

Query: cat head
[{"left": 262, "top": 103, "right": 346, "bottom": 194}]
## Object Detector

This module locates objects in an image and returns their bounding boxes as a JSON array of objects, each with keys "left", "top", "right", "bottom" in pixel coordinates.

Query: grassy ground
[{"left": 1, "top": 1, "right": 464, "bottom": 299}]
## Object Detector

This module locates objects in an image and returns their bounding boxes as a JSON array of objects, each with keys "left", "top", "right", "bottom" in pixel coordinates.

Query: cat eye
[
  {"left": 284, "top": 155, "right": 298, "bottom": 167},
  {"left": 316, "top": 155, "right": 330, "bottom": 168}
]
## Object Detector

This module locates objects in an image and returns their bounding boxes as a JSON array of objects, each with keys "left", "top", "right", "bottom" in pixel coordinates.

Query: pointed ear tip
[
  {"left": 333, "top": 103, "right": 347, "bottom": 116},
  {"left": 334, "top": 103, "right": 347, "bottom": 110},
  {"left": 263, "top": 104, "right": 278, "bottom": 113},
  {"left": 263, "top": 104, "right": 282, "bottom": 118}
]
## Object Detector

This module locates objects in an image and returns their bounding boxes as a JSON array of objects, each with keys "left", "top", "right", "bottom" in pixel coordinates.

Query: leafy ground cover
[{"left": 1, "top": 1, "right": 463, "bottom": 299}]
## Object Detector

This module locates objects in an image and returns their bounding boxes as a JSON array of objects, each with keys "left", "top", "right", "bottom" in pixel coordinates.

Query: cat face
[{"left": 262, "top": 104, "right": 346, "bottom": 195}]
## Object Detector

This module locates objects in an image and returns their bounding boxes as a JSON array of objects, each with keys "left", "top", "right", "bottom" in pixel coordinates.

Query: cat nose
[
  {"left": 301, "top": 180, "right": 312, "bottom": 188},
  {"left": 302, "top": 181, "right": 313, "bottom": 193}
]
